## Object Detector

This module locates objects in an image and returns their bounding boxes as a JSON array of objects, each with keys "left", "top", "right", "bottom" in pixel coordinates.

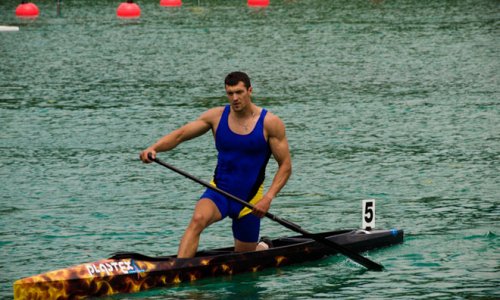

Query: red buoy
[
  {"left": 15, "top": 1, "right": 40, "bottom": 18},
  {"left": 160, "top": 0, "right": 182, "bottom": 7},
  {"left": 116, "top": 0, "right": 141, "bottom": 19},
  {"left": 247, "top": 0, "right": 269, "bottom": 7}
]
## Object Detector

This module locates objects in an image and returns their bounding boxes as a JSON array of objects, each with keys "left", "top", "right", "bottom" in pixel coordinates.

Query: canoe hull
[{"left": 14, "top": 229, "right": 403, "bottom": 299}]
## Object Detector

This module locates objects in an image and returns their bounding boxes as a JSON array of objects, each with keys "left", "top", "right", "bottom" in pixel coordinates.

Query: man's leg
[
  {"left": 177, "top": 198, "right": 221, "bottom": 258},
  {"left": 232, "top": 213, "right": 261, "bottom": 252},
  {"left": 234, "top": 239, "right": 259, "bottom": 252}
]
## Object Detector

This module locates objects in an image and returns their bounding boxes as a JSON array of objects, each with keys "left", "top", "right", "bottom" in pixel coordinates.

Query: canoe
[{"left": 14, "top": 228, "right": 403, "bottom": 299}]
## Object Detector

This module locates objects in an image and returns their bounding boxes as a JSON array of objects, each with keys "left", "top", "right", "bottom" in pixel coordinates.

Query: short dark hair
[{"left": 224, "top": 71, "right": 251, "bottom": 89}]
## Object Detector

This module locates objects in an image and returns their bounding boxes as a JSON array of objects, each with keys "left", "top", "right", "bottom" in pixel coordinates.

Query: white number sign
[{"left": 362, "top": 199, "right": 375, "bottom": 230}]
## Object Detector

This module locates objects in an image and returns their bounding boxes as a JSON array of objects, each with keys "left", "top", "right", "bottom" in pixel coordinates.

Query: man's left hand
[{"left": 252, "top": 195, "right": 273, "bottom": 218}]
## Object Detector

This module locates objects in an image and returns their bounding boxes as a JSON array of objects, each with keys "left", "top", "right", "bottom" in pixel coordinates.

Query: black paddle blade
[
  {"left": 269, "top": 215, "right": 384, "bottom": 271},
  {"left": 315, "top": 236, "right": 384, "bottom": 271}
]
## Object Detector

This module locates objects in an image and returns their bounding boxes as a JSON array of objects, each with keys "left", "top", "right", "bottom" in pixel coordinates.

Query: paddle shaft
[{"left": 149, "top": 155, "right": 383, "bottom": 271}]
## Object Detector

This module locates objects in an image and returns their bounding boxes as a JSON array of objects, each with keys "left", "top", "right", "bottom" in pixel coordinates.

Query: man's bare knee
[{"left": 189, "top": 212, "right": 210, "bottom": 230}]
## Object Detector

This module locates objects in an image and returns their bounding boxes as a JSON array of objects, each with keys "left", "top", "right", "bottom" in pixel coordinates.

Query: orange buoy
[
  {"left": 15, "top": 1, "right": 40, "bottom": 18},
  {"left": 160, "top": 0, "right": 182, "bottom": 7},
  {"left": 247, "top": 0, "right": 269, "bottom": 7},
  {"left": 116, "top": 0, "right": 141, "bottom": 19}
]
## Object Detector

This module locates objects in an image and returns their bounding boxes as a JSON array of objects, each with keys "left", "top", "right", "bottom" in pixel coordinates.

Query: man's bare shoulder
[
  {"left": 199, "top": 106, "right": 225, "bottom": 123},
  {"left": 264, "top": 110, "right": 286, "bottom": 135},
  {"left": 264, "top": 110, "right": 285, "bottom": 125}
]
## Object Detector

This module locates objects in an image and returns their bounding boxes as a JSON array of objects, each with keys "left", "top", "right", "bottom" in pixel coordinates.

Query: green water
[{"left": 1, "top": 0, "right": 498, "bottom": 299}]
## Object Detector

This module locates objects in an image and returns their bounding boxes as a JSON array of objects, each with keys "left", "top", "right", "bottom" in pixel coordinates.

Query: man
[{"left": 140, "top": 71, "right": 292, "bottom": 258}]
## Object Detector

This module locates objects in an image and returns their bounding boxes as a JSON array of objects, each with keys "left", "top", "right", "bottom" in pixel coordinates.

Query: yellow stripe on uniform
[
  {"left": 209, "top": 180, "right": 264, "bottom": 219},
  {"left": 238, "top": 184, "right": 264, "bottom": 219}
]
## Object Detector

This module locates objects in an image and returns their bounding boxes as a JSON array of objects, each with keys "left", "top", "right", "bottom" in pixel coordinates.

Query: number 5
[{"left": 362, "top": 199, "right": 375, "bottom": 230}]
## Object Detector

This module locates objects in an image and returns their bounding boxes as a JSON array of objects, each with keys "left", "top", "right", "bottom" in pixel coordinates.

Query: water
[{"left": 1, "top": 0, "right": 498, "bottom": 299}]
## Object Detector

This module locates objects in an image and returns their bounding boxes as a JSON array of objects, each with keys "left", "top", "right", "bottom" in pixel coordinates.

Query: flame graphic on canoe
[{"left": 14, "top": 258, "right": 150, "bottom": 299}]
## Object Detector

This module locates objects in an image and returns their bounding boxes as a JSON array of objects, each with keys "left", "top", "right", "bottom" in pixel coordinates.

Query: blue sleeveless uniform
[{"left": 200, "top": 105, "right": 271, "bottom": 242}]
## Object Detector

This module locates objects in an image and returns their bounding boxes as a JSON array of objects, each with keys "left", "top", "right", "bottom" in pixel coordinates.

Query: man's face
[{"left": 225, "top": 81, "right": 252, "bottom": 112}]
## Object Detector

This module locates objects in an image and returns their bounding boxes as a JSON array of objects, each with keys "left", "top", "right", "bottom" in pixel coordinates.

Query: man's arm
[
  {"left": 140, "top": 108, "right": 219, "bottom": 163},
  {"left": 252, "top": 113, "right": 292, "bottom": 217}
]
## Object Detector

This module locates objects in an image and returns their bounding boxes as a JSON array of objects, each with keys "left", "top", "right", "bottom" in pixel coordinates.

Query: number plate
[{"left": 362, "top": 199, "right": 375, "bottom": 230}]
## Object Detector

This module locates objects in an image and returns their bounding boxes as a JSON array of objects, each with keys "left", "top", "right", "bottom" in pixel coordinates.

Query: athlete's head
[{"left": 225, "top": 71, "right": 251, "bottom": 90}]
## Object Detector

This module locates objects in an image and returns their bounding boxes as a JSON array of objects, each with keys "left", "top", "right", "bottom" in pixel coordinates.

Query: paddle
[{"left": 148, "top": 154, "right": 384, "bottom": 271}]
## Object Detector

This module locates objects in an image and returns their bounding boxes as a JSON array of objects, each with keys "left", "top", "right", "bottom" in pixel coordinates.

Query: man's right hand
[{"left": 139, "top": 149, "right": 156, "bottom": 163}]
